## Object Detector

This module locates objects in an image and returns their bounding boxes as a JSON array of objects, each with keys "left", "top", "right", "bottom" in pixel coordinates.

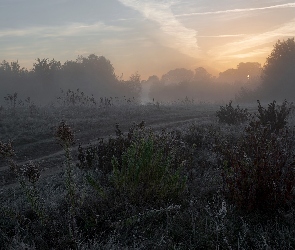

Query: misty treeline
[
  {"left": 0, "top": 54, "right": 141, "bottom": 105},
  {"left": 147, "top": 62, "right": 261, "bottom": 103},
  {"left": 148, "top": 38, "right": 295, "bottom": 103},
  {"left": 1, "top": 38, "right": 295, "bottom": 105}
]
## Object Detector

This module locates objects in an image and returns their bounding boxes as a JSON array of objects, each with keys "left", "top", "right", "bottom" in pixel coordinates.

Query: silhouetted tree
[
  {"left": 161, "top": 68, "right": 194, "bottom": 85},
  {"left": 193, "top": 67, "right": 213, "bottom": 82},
  {"left": 218, "top": 62, "right": 261, "bottom": 85},
  {"left": 121, "top": 72, "right": 142, "bottom": 102},
  {"left": 261, "top": 38, "right": 295, "bottom": 100}
]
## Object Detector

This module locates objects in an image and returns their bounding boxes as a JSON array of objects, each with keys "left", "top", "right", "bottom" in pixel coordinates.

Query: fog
[
  {"left": 1, "top": 38, "right": 295, "bottom": 106},
  {"left": 0, "top": 54, "right": 262, "bottom": 106}
]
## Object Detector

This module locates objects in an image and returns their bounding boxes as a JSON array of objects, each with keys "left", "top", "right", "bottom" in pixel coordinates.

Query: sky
[{"left": 0, "top": 0, "right": 294, "bottom": 79}]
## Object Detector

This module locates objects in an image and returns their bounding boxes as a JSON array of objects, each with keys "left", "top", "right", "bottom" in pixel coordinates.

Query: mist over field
[
  {"left": 1, "top": 1, "right": 295, "bottom": 106},
  {"left": 1, "top": 1, "right": 295, "bottom": 249},
  {"left": 0, "top": 40, "right": 294, "bottom": 106},
  {"left": 0, "top": 55, "right": 264, "bottom": 106}
]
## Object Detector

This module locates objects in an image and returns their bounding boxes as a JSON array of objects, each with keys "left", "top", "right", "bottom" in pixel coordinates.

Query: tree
[
  {"left": 161, "top": 68, "right": 194, "bottom": 85},
  {"left": 261, "top": 38, "right": 295, "bottom": 100},
  {"left": 218, "top": 62, "right": 261, "bottom": 84},
  {"left": 122, "top": 72, "right": 142, "bottom": 102},
  {"left": 193, "top": 67, "right": 213, "bottom": 82}
]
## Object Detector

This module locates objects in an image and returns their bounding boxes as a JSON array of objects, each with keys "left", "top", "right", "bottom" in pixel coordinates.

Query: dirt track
[{"left": 0, "top": 106, "right": 216, "bottom": 190}]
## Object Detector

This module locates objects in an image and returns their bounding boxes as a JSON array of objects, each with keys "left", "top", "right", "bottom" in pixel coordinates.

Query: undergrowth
[{"left": 1, "top": 100, "right": 295, "bottom": 249}]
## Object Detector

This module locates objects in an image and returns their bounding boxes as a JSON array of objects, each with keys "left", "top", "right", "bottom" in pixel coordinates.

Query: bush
[
  {"left": 217, "top": 121, "right": 295, "bottom": 212},
  {"left": 256, "top": 99, "right": 292, "bottom": 132},
  {"left": 216, "top": 100, "right": 249, "bottom": 125},
  {"left": 112, "top": 136, "right": 186, "bottom": 205},
  {"left": 77, "top": 122, "right": 189, "bottom": 205}
]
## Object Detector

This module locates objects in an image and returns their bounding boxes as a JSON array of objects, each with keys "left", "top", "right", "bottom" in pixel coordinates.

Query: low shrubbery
[
  {"left": 78, "top": 122, "right": 189, "bottom": 206},
  {"left": 112, "top": 135, "right": 186, "bottom": 205},
  {"left": 214, "top": 99, "right": 295, "bottom": 212},
  {"left": 2, "top": 100, "right": 295, "bottom": 248},
  {"left": 256, "top": 99, "right": 292, "bottom": 132},
  {"left": 216, "top": 100, "right": 249, "bottom": 125},
  {"left": 216, "top": 112, "right": 295, "bottom": 212}
]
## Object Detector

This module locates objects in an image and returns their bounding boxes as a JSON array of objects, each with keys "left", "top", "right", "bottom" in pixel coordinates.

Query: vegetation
[
  {"left": 217, "top": 120, "right": 295, "bottom": 212},
  {"left": 260, "top": 38, "right": 295, "bottom": 101},
  {"left": 1, "top": 38, "right": 295, "bottom": 248},
  {"left": 1, "top": 99, "right": 295, "bottom": 249},
  {"left": 256, "top": 99, "right": 292, "bottom": 132},
  {"left": 0, "top": 54, "right": 142, "bottom": 105},
  {"left": 216, "top": 100, "right": 249, "bottom": 125}
]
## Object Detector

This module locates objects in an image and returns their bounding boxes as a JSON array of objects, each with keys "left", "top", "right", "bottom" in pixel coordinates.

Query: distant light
[{"left": 247, "top": 75, "right": 250, "bottom": 80}]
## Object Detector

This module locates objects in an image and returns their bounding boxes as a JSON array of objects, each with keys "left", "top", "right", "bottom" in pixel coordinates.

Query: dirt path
[{"left": 0, "top": 110, "right": 216, "bottom": 191}]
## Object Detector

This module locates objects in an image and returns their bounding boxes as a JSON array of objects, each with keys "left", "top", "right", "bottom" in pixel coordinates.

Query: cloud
[
  {"left": 118, "top": 0, "right": 199, "bottom": 57},
  {"left": 175, "top": 3, "right": 295, "bottom": 17},
  {"left": 231, "top": 47, "right": 273, "bottom": 59},
  {"left": 197, "top": 34, "right": 247, "bottom": 38},
  {"left": 0, "top": 22, "right": 126, "bottom": 38},
  {"left": 210, "top": 19, "right": 295, "bottom": 59}
]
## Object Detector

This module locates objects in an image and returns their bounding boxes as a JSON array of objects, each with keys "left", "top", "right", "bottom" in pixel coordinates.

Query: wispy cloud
[
  {"left": 176, "top": 3, "right": 295, "bottom": 17},
  {"left": 231, "top": 47, "right": 273, "bottom": 59},
  {"left": 197, "top": 34, "right": 247, "bottom": 38},
  {"left": 0, "top": 22, "right": 126, "bottom": 38},
  {"left": 118, "top": 0, "right": 199, "bottom": 57},
  {"left": 210, "top": 19, "right": 295, "bottom": 59}
]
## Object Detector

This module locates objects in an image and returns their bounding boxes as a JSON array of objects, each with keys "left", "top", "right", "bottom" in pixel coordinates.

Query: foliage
[
  {"left": 0, "top": 140, "right": 46, "bottom": 225},
  {"left": 78, "top": 122, "right": 189, "bottom": 205},
  {"left": 216, "top": 100, "right": 249, "bottom": 125},
  {"left": 4, "top": 103, "right": 295, "bottom": 248},
  {"left": 261, "top": 38, "right": 295, "bottom": 100},
  {"left": 217, "top": 121, "right": 295, "bottom": 212},
  {"left": 0, "top": 54, "right": 142, "bottom": 105},
  {"left": 256, "top": 99, "right": 292, "bottom": 132},
  {"left": 56, "top": 88, "right": 97, "bottom": 107},
  {"left": 112, "top": 135, "right": 187, "bottom": 205}
]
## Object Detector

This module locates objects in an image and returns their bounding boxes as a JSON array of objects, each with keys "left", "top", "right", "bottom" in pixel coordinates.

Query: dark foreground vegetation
[{"left": 1, "top": 98, "right": 295, "bottom": 249}]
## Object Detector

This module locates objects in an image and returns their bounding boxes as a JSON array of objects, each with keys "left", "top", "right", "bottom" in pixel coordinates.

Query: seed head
[
  {"left": 0, "top": 140, "right": 14, "bottom": 158},
  {"left": 22, "top": 161, "right": 40, "bottom": 183},
  {"left": 56, "top": 121, "right": 74, "bottom": 146}
]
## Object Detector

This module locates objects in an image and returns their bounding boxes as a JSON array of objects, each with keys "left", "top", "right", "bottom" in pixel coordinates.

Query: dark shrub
[
  {"left": 217, "top": 121, "right": 295, "bottom": 212},
  {"left": 77, "top": 122, "right": 190, "bottom": 205},
  {"left": 216, "top": 100, "right": 249, "bottom": 125},
  {"left": 256, "top": 99, "right": 292, "bottom": 132},
  {"left": 112, "top": 135, "right": 186, "bottom": 205}
]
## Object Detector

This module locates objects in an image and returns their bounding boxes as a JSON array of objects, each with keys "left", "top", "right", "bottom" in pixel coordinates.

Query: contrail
[
  {"left": 118, "top": 0, "right": 200, "bottom": 57},
  {"left": 176, "top": 3, "right": 295, "bottom": 17}
]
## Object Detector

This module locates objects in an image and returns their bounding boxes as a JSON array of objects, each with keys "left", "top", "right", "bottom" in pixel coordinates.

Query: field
[{"left": 1, "top": 101, "right": 295, "bottom": 249}]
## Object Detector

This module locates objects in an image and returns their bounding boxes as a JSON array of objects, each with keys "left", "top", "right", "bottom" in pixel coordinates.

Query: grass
[{"left": 1, "top": 100, "right": 295, "bottom": 249}]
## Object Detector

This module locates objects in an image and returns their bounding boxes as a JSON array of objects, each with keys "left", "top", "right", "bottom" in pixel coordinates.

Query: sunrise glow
[{"left": 0, "top": 1, "right": 294, "bottom": 78}]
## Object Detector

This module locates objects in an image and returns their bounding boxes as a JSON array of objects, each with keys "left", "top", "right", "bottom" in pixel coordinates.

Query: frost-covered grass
[{"left": 1, "top": 101, "right": 295, "bottom": 249}]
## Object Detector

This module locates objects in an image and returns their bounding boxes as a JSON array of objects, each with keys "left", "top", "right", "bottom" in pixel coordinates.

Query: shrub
[
  {"left": 112, "top": 136, "right": 186, "bottom": 205},
  {"left": 216, "top": 100, "right": 249, "bottom": 125},
  {"left": 217, "top": 121, "right": 295, "bottom": 212},
  {"left": 77, "top": 122, "right": 189, "bottom": 205},
  {"left": 256, "top": 99, "right": 292, "bottom": 132},
  {"left": 0, "top": 140, "right": 46, "bottom": 225}
]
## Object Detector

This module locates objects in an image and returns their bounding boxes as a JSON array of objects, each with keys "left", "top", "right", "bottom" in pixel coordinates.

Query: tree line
[
  {"left": 1, "top": 38, "right": 294, "bottom": 104},
  {"left": 0, "top": 54, "right": 141, "bottom": 105}
]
